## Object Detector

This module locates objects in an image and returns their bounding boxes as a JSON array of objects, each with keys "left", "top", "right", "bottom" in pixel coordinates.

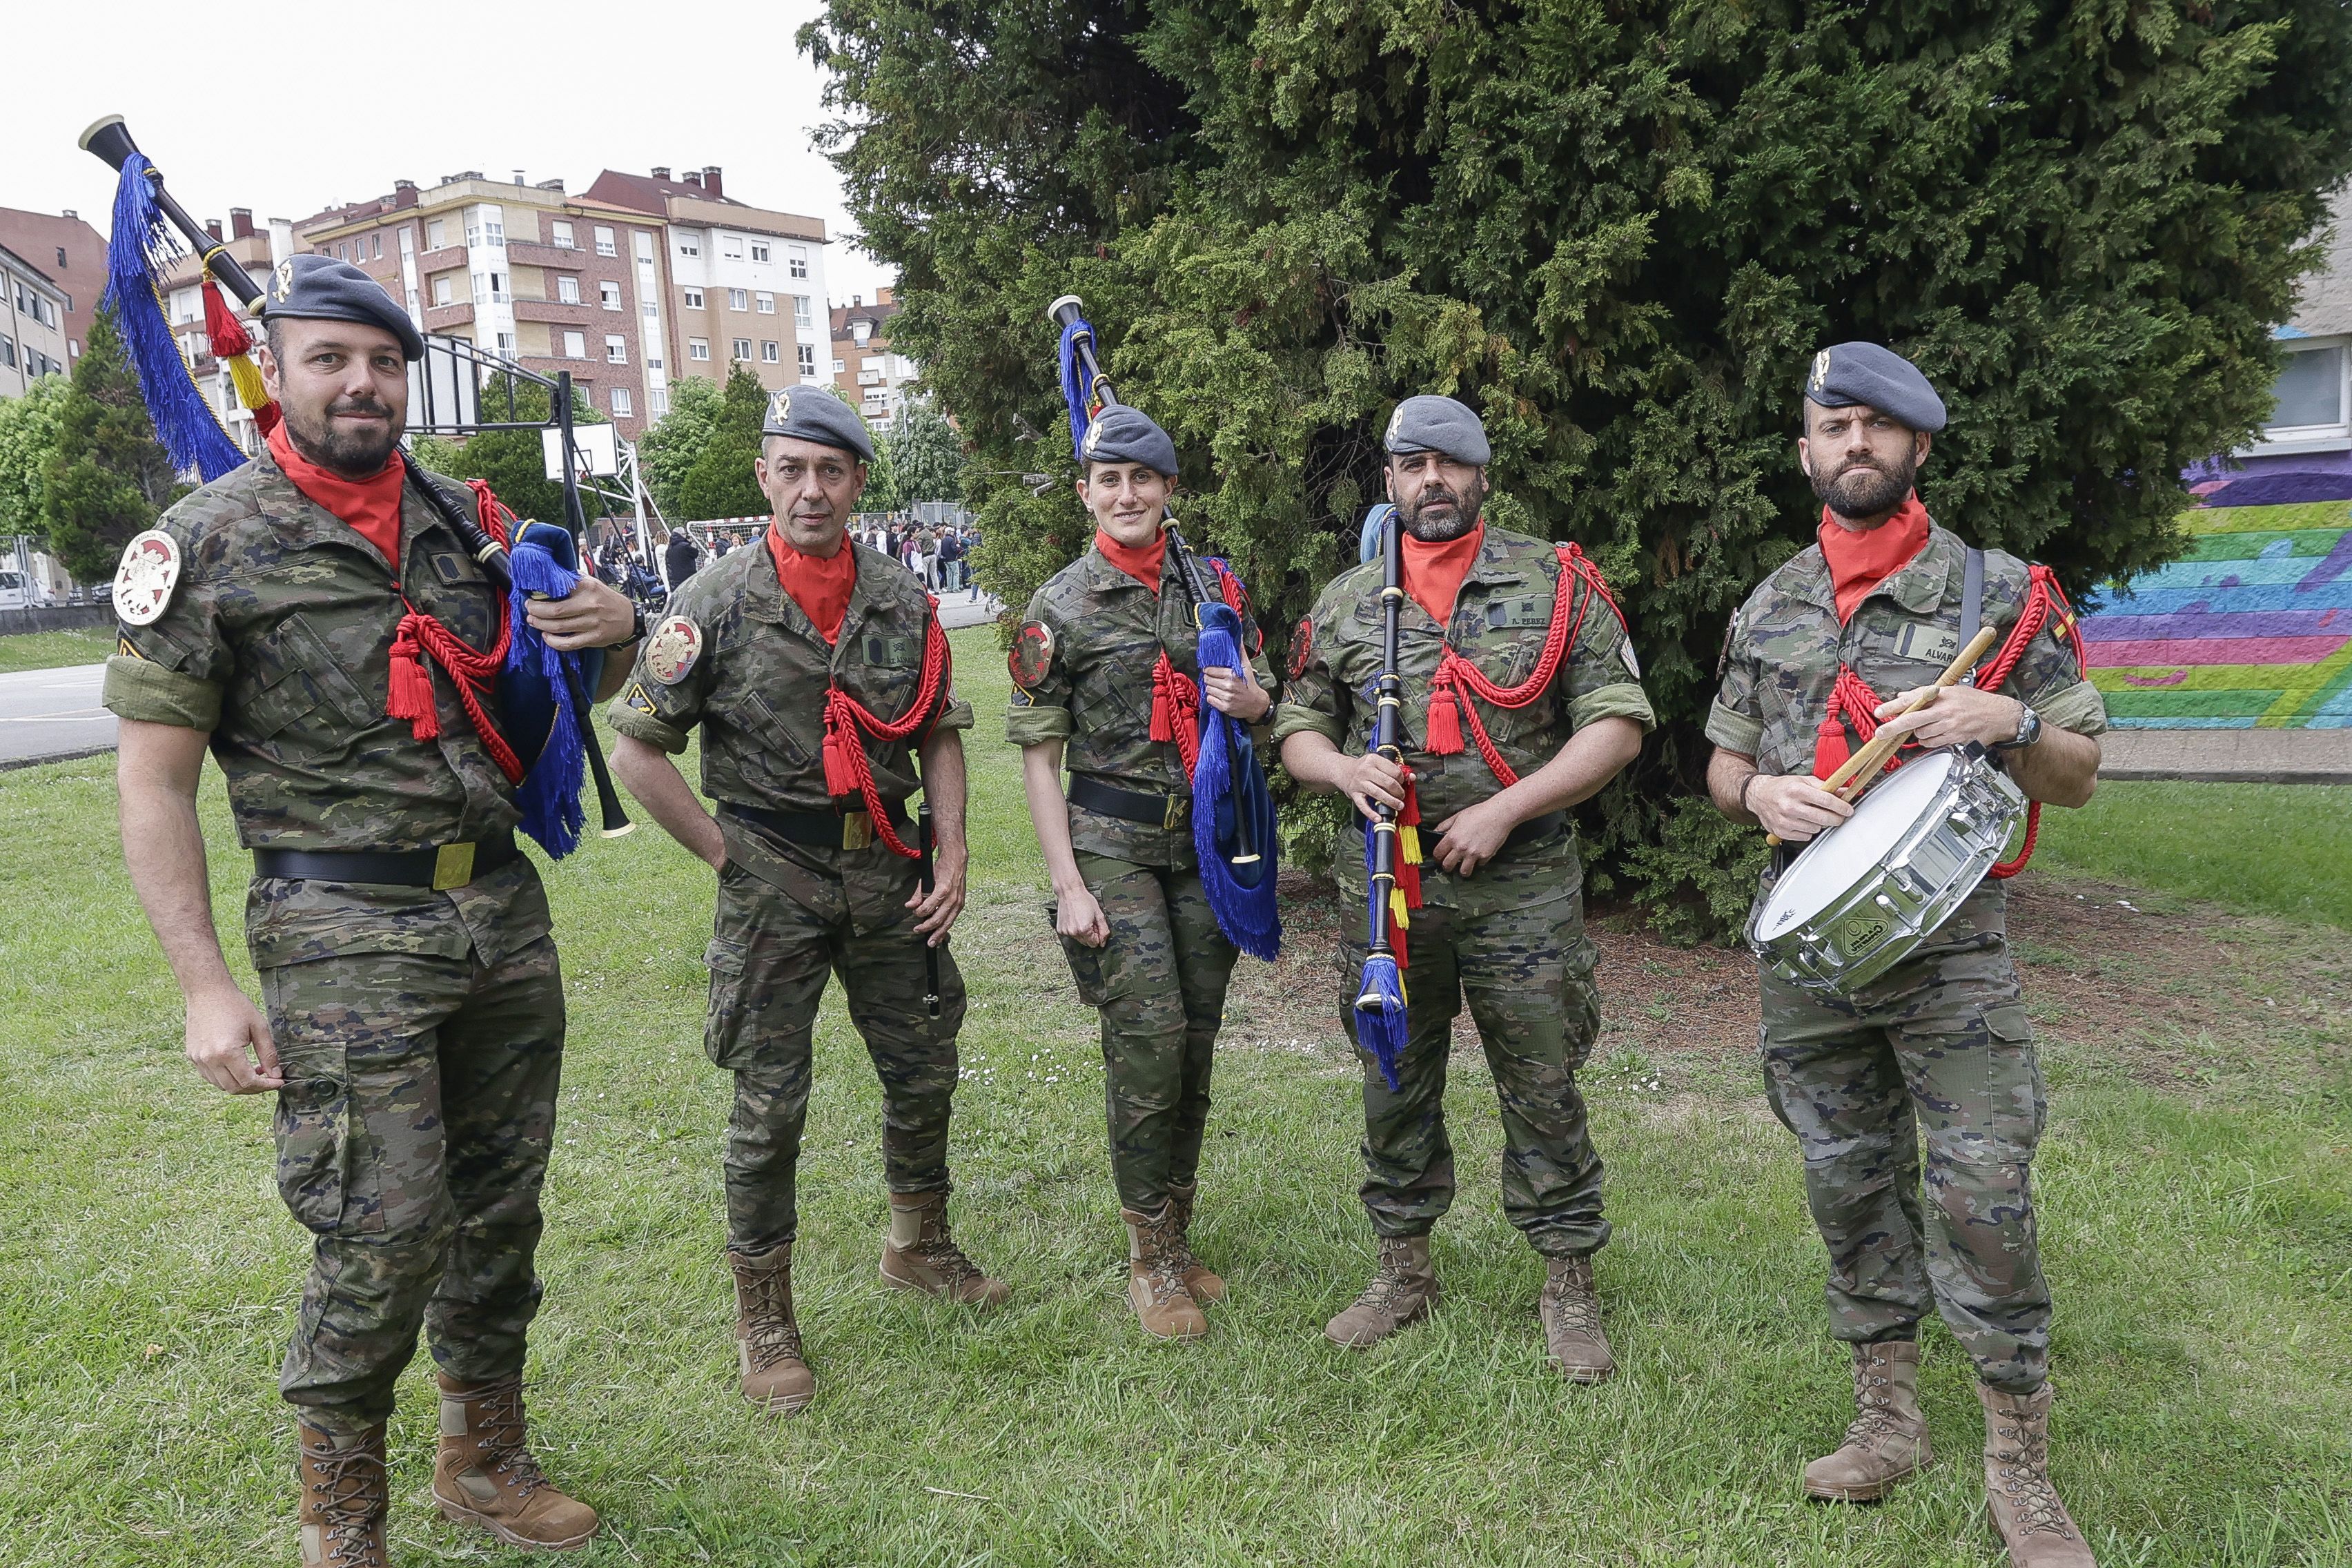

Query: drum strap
[{"left": 1958, "top": 547, "right": 1985, "bottom": 685}]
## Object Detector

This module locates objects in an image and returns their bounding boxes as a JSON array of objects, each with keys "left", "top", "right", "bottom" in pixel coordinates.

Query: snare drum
[{"left": 1747, "top": 747, "right": 2026, "bottom": 994}]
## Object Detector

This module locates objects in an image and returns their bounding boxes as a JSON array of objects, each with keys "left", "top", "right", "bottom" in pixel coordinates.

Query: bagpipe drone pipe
[
  {"left": 79, "top": 115, "right": 629, "bottom": 855},
  {"left": 1353, "top": 508, "right": 1411, "bottom": 1090},
  {"left": 1047, "top": 296, "right": 1280, "bottom": 961}
]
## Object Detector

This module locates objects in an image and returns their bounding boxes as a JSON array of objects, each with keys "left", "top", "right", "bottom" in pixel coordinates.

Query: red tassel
[
  {"left": 201, "top": 278, "right": 252, "bottom": 358},
  {"left": 823, "top": 723, "right": 858, "bottom": 798},
  {"left": 1391, "top": 919, "right": 1407, "bottom": 972},
  {"left": 1425, "top": 685, "right": 1463, "bottom": 754},
  {"left": 1812, "top": 715, "right": 1848, "bottom": 780},
  {"left": 1149, "top": 654, "right": 1179, "bottom": 744},
  {"left": 386, "top": 618, "right": 440, "bottom": 740},
  {"left": 1396, "top": 855, "right": 1421, "bottom": 908}
]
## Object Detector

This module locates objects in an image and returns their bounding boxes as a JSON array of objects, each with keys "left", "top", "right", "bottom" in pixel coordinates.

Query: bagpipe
[
  {"left": 1047, "top": 295, "right": 1280, "bottom": 960},
  {"left": 1353, "top": 509, "right": 1412, "bottom": 1088},
  {"left": 77, "top": 115, "right": 629, "bottom": 855}
]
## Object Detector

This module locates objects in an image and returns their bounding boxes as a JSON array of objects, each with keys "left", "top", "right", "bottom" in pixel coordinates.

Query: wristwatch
[{"left": 1993, "top": 703, "right": 2043, "bottom": 752}]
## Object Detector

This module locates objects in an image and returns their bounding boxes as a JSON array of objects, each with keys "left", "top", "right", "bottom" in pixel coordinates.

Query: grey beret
[
  {"left": 762, "top": 386, "right": 874, "bottom": 462},
  {"left": 1079, "top": 404, "right": 1178, "bottom": 476},
  {"left": 1803, "top": 342, "right": 1946, "bottom": 433},
  {"left": 1382, "top": 393, "right": 1490, "bottom": 465},
  {"left": 260, "top": 254, "right": 423, "bottom": 360}
]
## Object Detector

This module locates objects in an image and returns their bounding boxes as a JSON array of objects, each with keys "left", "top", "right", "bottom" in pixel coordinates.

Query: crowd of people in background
[{"left": 582, "top": 515, "right": 986, "bottom": 610}]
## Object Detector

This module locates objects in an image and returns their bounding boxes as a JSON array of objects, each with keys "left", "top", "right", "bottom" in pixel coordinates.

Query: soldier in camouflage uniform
[
  {"left": 1706, "top": 344, "right": 2104, "bottom": 1567},
  {"left": 1006, "top": 405, "right": 1279, "bottom": 1341},
  {"left": 106, "top": 258, "right": 635, "bottom": 1565},
  {"left": 609, "top": 386, "right": 1001, "bottom": 1420},
  {"left": 1277, "top": 395, "right": 1652, "bottom": 1380}
]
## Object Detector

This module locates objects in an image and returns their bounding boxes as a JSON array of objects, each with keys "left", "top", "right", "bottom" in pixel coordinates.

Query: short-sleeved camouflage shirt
[
  {"left": 1705, "top": 520, "right": 2106, "bottom": 777},
  {"left": 1272, "top": 523, "right": 1656, "bottom": 890},
  {"left": 1003, "top": 539, "right": 1278, "bottom": 866},
  {"left": 605, "top": 540, "right": 973, "bottom": 818},
  {"left": 101, "top": 451, "right": 522, "bottom": 852}
]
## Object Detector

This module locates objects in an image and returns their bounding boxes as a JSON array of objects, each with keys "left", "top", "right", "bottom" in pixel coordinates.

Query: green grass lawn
[
  {"left": 0, "top": 623, "right": 113, "bottom": 674},
  {"left": 2032, "top": 778, "right": 2352, "bottom": 930},
  {"left": 1, "top": 625, "right": 2346, "bottom": 1566}
]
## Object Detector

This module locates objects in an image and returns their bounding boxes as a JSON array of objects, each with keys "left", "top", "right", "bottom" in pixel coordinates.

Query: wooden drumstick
[{"left": 1763, "top": 625, "right": 1999, "bottom": 847}]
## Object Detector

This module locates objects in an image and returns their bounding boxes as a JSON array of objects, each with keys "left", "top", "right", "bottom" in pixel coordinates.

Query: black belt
[
  {"left": 721, "top": 800, "right": 908, "bottom": 852},
  {"left": 1429, "top": 810, "right": 1565, "bottom": 856},
  {"left": 253, "top": 830, "right": 519, "bottom": 890},
  {"left": 1068, "top": 774, "right": 1189, "bottom": 830}
]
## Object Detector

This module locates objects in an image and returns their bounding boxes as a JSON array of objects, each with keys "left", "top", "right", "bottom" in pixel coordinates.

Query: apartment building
[
  {"left": 0, "top": 207, "right": 105, "bottom": 363},
  {"left": 580, "top": 167, "right": 832, "bottom": 398},
  {"left": 1, "top": 243, "right": 72, "bottom": 398},
  {"left": 157, "top": 209, "right": 275, "bottom": 455},
  {"left": 830, "top": 288, "right": 919, "bottom": 423}
]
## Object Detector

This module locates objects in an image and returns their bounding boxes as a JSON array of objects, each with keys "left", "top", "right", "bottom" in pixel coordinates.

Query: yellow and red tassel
[{"left": 202, "top": 275, "right": 280, "bottom": 436}]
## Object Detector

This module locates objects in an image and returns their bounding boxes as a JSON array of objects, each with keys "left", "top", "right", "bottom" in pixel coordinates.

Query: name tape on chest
[
  {"left": 645, "top": 615, "right": 703, "bottom": 685},
  {"left": 112, "top": 529, "right": 182, "bottom": 627},
  {"left": 1894, "top": 621, "right": 1962, "bottom": 666}
]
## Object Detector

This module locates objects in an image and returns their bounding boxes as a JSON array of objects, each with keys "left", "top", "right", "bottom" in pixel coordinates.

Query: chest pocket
[
  {"left": 715, "top": 687, "right": 814, "bottom": 775},
  {"left": 235, "top": 613, "right": 380, "bottom": 744},
  {"left": 1073, "top": 634, "right": 1159, "bottom": 737}
]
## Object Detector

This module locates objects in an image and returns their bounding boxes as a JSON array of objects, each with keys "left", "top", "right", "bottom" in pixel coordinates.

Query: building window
[
  {"left": 756, "top": 292, "right": 775, "bottom": 314},
  {"left": 634, "top": 233, "right": 654, "bottom": 263},
  {"left": 606, "top": 335, "right": 628, "bottom": 364},
  {"left": 650, "top": 388, "right": 669, "bottom": 416},
  {"left": 683, "top": 287, "right": 705, "bottom": 309},
  {"left": 793, "top": 295, "right": 812, "bottom": 328},
  {"left": 373, "top": 235, "right": 384, "bottom": 259},
  {"left": 576, "top": 385, "right": 593, "bottom": 409},
  {"left": 761, "top": 340, "right": 780, "bottom": 363},
  {"left": 600, "top": 280, "right": 622, "bottom": 311},
  {"left": 557, "top": 275, "right": 581, "bottom": 304},
  {"left": 594, "top": 226, "right": 616, "bottom": 257},
  {"left": 563, "top": 330, "right": 587, "bottom": 359},
  {"left": 729, "top": 288, "right": 749, "bottom": 312},
  {"left": 752, "top": 241, "right": 771, "bottom": 263},
  {"left": 642, "top": 304, "right": 659, "bottom": 322},
  {"left": 677, "top": 233, "right": 700, "bottom": 257},
  {"left": 732, "top": 338, "right": 752, "bottom": 362},
  {"left": 426, "top": 218, "right": 447, "bottom": 250},
  {"left": 723, "top": 234, "right": 744, "bottom": 259},
  {"left": 787, "top": 246, "right": 808, "bottom": 279},
  {"left": 798, "top": 344, "right": 818, "bottom": 377},
  {"left": 495, "top": 331, "right": 516, "bottom": 355},
  {"left": 432, "top": 275, "right": 453, "bottom": 307},
  {"left": 474, "top": 272, "right": 508, "bottom": 304},
  {"left": 832, "top": 357, "right": 845, "bottom": 373},
  {"left": 0, "top": 335, "right": 13, "bottom": 368},
  {"left": 551, "top": 220, "right": 576, "bottom": 249},
  {"left": 2254, "top": 339, "right": 2352, "bottom": 451},
  {"left": 335, "top": 243, "right": 349, "bottom": 259},
  {"left": 610, "top": 387, "right": 633, "bottom": 417},
  {"left": 465, "top": 206, "right": 504, "bottom": 248},
  {"left": 689, "top": 337, "right": 709, "bottom": 361},
  {"left": 649, "top": 357, "right": 663, "bottom": 371}
]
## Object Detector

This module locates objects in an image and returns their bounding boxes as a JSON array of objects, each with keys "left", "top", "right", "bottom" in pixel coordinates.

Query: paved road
[{"left": 0, "top": 663, "right": 113, "bottom": 768}]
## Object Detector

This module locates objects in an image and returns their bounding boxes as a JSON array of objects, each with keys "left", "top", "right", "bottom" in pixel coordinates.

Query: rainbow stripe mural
[{"left": 2081, "top": 473, "right": 2352, "bottom": 729}]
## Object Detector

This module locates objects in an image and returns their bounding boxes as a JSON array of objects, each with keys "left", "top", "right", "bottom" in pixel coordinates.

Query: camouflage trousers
[
  {"left": 1335, "top": 846, "right": 1609, "bottom": 1258},
  {"left": 263, "top": 917, "right": 565, "bottom": 1434},
  {"left": 1053, "top": 852, "right": 1239, "bottom": 1213},
  {"left": 705, "top": 852, "right": 966, "bottom": 1254},
  {"left": 1758, "top": 888, "right": 2051, "bottom": 1393}
]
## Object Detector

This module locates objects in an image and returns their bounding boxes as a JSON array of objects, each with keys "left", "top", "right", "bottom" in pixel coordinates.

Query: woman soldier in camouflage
[{"left": 1006, "top": 406, "right": 1278, "bottom": 1340}]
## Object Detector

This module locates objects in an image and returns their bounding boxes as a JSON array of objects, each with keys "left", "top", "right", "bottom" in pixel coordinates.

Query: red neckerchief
[
  {"left": 1817, "top": 493, "right": 1930, "bottom": 623},
  {"left": 1095, "top": 528, "right": 1166, "bottom": 592},
  {"left": 1400, "top": 520, "right": 1485, "bottom": 627},
  {"left": 766, "top": 523, "right": 857, "bottom": 644},
  {"left": 266, "top": 422, "right": 403, "bottom": 567}
]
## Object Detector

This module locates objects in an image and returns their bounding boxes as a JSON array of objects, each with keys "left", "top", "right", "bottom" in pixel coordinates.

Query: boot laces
[
  {"left": 1845, "top": 1358, "right": 1904, "bottom": 1444},
  {"left": 302, "top": 1438, "right": 382, "bottom": 1560},
  {"left": 1166, "top": 1191, "right": 1205, "bottom": 1277},
  {"left": 460, "top": 1376, "right": 548, "bottom": 1500},
  {"left": 1994, "top": 1418, "right": 2073, "bottom": 1536},
  {"left": 913, "top": 1228, "right": 988, "bottom": 1291},
  {"left": 1542, "top": 1263, "right": 1601, "bottom": 1337},
  {"left": 1135, "top": 1211, "right": 1191, "bottom": 1306},
  {"left": 739, "top": 1264, "right": 805, "bottom": 1373},
  {"left": 1353, "top": 1243, "right": 1421, "bottom": 1314}
]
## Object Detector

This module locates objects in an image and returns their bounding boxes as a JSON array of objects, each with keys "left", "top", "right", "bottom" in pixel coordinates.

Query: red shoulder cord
[
  {"left": 820, "top": 598, "right": 954, "bottom": 858},
  {"left": 384, "top": 480, "right": 524, "bottom": 785},
  {"left": 1810, "top": 565, "right": 2085, "bottom": 879},
  {"left": 1422, "top": 542, "right": 1625, "bottom": 787},
  {"left": 1145, "top": 561, "right": 1252, "bottom": 786}
]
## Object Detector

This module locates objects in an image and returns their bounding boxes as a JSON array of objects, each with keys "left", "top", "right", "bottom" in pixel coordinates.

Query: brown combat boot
[
  {"left": 431, "top": 1373, "right": 599, "bottom": 1551},
  {"left": 1122, "top": 1204, "right": 1208, "bottom": 1340},
  {"left": 1166, "top": 1179, "right": 1226, "bottom": 1304},
  {"left": 1803, "top": 1340, "right": 1933, "bottom": 1502},
  {"left": 1324, "top": 1235, "right": 1438, "bottom": 1349},
  {"left": 296, "top": 1420, "right": 388, "bottom": 1568},
  {"left": 1538, "top": 1254, "right": 1616, "bottom": 1383},
  {"left": 879, "top": 1190, "right": 1010, "bottom": 1306},
  {"left": 1979, "top": 1382, "right": 2097, "bottom": 1567},
  {"left": 729, "top": 1242, "right": 816, "bottom": 1415}
]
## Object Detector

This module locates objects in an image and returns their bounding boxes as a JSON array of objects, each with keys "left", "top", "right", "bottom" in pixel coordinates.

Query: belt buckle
[
  {"left": 841, "top": 812, "right": 876, "bottom": 851},
  {"left": 432, "top": 841, "right": 476, "bottom": 890},
  {"left": 1163, "top": 793, "right": 1189, "bottom": 831}
]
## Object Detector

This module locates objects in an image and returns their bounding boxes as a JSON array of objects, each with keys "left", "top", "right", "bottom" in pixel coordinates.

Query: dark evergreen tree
[
  {"left": 41, "top": 310, "right": 186, "bottom": 581},
  {"left": 885, "top": 402, "right": 968, "bottom": 504}
]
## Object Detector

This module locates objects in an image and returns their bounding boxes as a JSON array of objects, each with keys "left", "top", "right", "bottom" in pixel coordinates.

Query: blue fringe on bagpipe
[
  {"left": 1355, "top": 850, "right": 1411, "bottom": 1091},
  {"left": 1190, "top": 599, "right": 1282, "bottom": 961},
  {"left": 102, "top": 153, "right": 244, "bottom": 484},
  {"left": 502, "top": 522, "right": 591, "bottom": 859},
  {"left": 1058, "top": 316, "right": 1097, "bottom": 453}
]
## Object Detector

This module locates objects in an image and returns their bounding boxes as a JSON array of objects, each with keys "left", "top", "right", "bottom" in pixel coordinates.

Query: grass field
[
  {"left": 2, "top": 625, "right": 2346, "bottom": 1567},
  {"left": 0, "top": 623, "right": 112, "bottom": 674},
  {"left": 2030, "top": 778, "right": 2352, "bottom": 930}
]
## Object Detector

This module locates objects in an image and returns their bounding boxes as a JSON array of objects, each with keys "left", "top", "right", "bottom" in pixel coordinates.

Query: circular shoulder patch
[
  {"left": 1008, "top": 619, "right": 1056, "bottom": 689},
  {"left": 112, "top": 529, "right": 182, "bottom": 627},
  {"left": 644, "top": 616, "right": 704, "bottom": 685},
  {"left": 1284, "top": 614, "right": 1315, "bottom": 681}
]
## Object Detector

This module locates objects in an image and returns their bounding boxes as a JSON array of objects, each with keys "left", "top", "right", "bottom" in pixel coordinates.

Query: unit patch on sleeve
[
  {"left": 645, "top": 616, "right": 704, "bottom": 685},
  {"left": 1285, "top": 614, "right": 1315, "bottom": 681},
  {"left": 622, "top": 681, "right": 658, "bottom": 716},
  {"left": 1008, "top": 619, "right": 1056, "bottom": 689},
  {"left": 111, "top": 529, "right": 182, "bottom": 627}
]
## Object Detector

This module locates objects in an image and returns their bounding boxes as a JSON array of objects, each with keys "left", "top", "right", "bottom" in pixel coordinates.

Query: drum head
[{"left": 1757, "top": 751, "right": 1958, "bottom": 938}]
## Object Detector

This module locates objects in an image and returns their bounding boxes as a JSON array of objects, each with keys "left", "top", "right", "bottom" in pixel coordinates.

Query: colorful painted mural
[{"left": 2081, "top": 473, "right": 2352, "bottom": 729}]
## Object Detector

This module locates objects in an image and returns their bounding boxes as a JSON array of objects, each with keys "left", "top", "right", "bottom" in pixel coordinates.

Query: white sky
[{"left": 1, "top": 0, "right": 894, "bottom": 304}]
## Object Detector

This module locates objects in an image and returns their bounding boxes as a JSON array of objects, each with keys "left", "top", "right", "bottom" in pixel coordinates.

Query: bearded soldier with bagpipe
[
  {"left": 1275, "top": 395, "right": 1652, "bottom": 1378},
  {"left": 89, "top": 117, "right": 638, "bottom": 1562},
  {"left": 1007, "top": 300, "right": 1282, "bottom": 1342}
]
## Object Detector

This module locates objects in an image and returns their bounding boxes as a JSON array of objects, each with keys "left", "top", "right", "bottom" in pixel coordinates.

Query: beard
[
  {"left": 1400, "top": 472, "right": 1487, "bottom": 542},
  {"left": 1810, "top": 447, "right": 1915, "bottom": 520},
  {"left": 284, "top": 396, "right": 402, "bottom": 476}
]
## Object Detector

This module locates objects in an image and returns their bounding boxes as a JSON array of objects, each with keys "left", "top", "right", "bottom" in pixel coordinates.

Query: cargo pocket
[
  {"left": 1046, "top": 902, "right": 1113, "bottom": 1007},
  {"left": 703, "top": 937, "right": 753, "bottom": 1068},
  {"left": 273, "top": 1068, "right": 354, "bottom": 1235},
  {"left": 1977, "top": 1001, "right": 2046, "bottom": 1159}
]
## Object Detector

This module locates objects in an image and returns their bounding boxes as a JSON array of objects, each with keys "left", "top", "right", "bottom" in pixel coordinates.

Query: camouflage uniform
[
  {"left": 1707, "top": 519, "right": 2107, "bottom": 1393},
  {"left": 1003, "top": 542, "right": 1277, "bottom": 1213},
  {"left": 1273, "top": 525, "right": 1654, "bottom": 1257},
  {"left": 606, "top": 542, "right": 973, "bottom": 1253},
  {"left": 101, "top": 451, "right": 565, "bottom": 1435}
]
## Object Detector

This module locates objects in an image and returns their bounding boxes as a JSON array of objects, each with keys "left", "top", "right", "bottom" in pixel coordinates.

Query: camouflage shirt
[
  {"left": 1272, "top": 523, "right": 1655, "bottom": 895},
  {"left": 1004, "top": 539, "right": 1278, "bottom": 866},
  {"left": 101, "top": 451, "right": 522, "bottom": 853},
  {"left": 1705, "top": 520, "right": 2107, "bottom": 776},
  {"left": 606, "top": 540, "right": 973, "bottom": 816}
]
